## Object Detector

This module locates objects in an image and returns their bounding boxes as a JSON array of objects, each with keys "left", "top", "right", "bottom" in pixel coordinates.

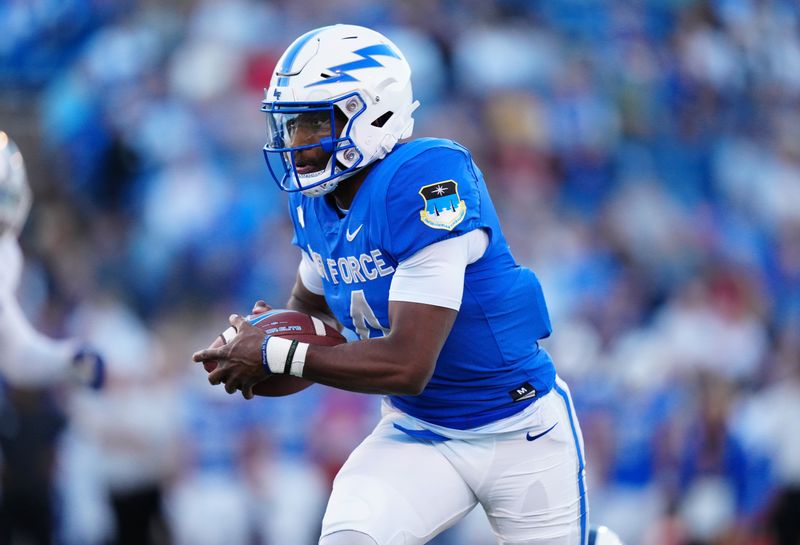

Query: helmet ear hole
[
  {"left": 371, "top": 111, "right": 393, "bottom": 128},
  {"left": 333, "top": 106, "right": 349, "bottom": 136}
]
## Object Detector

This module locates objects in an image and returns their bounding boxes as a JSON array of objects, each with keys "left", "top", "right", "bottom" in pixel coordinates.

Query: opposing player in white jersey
[
  {"left": 193, "top": 25, "right": 587, "bottom": 545},
  {"left": 0, "top": 131, "right": 103, "bottom": 389}
]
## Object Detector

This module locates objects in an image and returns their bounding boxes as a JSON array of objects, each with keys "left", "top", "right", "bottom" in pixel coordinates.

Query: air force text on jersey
[{"left": 306, "top": 245, "right": 395, "bottom": 285}]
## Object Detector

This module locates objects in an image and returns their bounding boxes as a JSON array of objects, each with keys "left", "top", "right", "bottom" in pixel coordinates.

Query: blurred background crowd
[{"left": 1, "top": 0, "right": 799, "bottom": 544}]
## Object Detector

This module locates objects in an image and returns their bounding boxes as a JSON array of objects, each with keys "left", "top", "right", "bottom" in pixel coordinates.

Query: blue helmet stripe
[{"left": 275, "top": 26, "right": 330, "bottom": 87}]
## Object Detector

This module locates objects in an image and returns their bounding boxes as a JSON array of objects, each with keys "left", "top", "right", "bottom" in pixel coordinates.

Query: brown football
[{"left": 204, "top": 309, "right": 345, "bottom": 396}]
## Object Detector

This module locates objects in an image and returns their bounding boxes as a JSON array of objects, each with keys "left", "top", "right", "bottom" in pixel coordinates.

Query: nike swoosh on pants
[{"left": 526, "top": 422, "right": 557, "bottom": 442}]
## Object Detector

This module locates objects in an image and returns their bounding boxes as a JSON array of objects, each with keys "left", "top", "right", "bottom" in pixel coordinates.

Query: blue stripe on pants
[{"left": 554, "top": 380, "right": 587, "bottom": 545}]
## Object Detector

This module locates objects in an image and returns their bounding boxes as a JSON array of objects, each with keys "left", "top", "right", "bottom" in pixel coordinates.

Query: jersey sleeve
[
  {"left": 381, "top": 145, "right": 485, "bottom": 263},
  {"left": 0, "top": 235, "right": 76, "bottom": 386},
  {"left": 389, "top": 229, "right": 489, "bottom": 310},
  {"left": 298, "top": 252, "right": 325, "bottom": 295}
]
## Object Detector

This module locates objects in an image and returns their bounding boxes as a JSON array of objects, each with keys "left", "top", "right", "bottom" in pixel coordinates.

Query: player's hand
[
  {"left": 250, "top": 300, "right": 273, "bottom": 317},
  {"left": 192, "top": 314, "right": 271, "bottom": 399},
  {"left": 71, "top": 348, "right": 105, "bottom": 390}
]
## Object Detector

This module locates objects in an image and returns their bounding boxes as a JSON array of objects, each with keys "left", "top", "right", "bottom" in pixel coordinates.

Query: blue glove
[{"left": 71, "top": 348, "right": 105, "bottom": 390}]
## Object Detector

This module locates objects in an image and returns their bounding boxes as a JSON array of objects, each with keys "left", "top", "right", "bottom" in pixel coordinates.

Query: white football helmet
[
  {"left": 0, "top": 131, "right": 32, "bottom": 236},
  {"left": 589, "top": 525, "right": 624, "bottom": 545},
  {"left": 261, "top": 24, "right": 419, "bottom": 197}
]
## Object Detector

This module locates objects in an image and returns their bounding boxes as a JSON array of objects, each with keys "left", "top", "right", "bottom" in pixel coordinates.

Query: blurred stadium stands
[{"left": 1, "top": 0, "right": 799, "bottom": 544}]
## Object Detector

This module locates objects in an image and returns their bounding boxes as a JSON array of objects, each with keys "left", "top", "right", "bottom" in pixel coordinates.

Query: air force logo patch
[{"left": 418, "top": 180, "right": 466, "bottom": 231}]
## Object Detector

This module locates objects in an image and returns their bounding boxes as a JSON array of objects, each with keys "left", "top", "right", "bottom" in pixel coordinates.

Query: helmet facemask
[{"left": 262, "top": 92, "right": 366, "bottom": 197}]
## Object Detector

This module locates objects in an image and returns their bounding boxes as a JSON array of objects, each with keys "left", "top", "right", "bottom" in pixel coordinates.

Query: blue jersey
[{"left": 289, "top": 138, "right": 555, "bottom": 429}]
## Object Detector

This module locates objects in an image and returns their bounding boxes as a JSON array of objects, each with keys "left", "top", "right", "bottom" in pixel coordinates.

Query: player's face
[{"left": 282, "top": 109, "right": 347, "bottom": 175}]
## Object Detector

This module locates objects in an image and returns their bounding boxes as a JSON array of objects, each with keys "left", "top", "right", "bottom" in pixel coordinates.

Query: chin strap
[{"left": 299, "top": 162, "right": 369, "bottom": 197}]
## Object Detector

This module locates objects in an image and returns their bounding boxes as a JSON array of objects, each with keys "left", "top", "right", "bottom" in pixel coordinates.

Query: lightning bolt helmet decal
[{"left": 305, "top": 44, "right": 401, "bottom": 87}]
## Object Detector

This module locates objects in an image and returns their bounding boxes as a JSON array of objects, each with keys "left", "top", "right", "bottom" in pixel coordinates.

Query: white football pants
[{"left": 321, "top": 377, "right": 588, "bottom": 545}]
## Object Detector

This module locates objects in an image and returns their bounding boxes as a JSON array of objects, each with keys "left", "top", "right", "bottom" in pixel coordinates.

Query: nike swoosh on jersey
[
  {"left": 526, "top": 422, "right": 557, "bottom": 442},
  {"left": 346, "top": 224, "right": 363, "bottom": 242}
]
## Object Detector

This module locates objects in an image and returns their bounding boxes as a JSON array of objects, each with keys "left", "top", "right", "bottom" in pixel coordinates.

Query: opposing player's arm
[
  {"left": 0, "top": 291, "right": 103, "bottom": 389},
  {"left": 0, "top": 294, "right": 73, "bottom": 385}
]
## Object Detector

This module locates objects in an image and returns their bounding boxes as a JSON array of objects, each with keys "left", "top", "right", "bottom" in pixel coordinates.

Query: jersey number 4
[{"left": 350, "top": 290, "right": 389, "bottom": 340}]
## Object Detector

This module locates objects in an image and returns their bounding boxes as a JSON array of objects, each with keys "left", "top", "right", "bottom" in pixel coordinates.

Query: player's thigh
[
  {"left": 480, "top": 380, "right": 588, "bottom": 545},
  {"left": 321, "top": 417, "right": 478, "bottom": 545}
]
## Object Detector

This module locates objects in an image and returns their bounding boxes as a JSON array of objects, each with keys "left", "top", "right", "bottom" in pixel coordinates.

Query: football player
[
  {"left": 0, "top": 131, "right": 103, "bottom": 389},
  {"left": 193, "top": 25, "right": 587, "bottom": 545}
]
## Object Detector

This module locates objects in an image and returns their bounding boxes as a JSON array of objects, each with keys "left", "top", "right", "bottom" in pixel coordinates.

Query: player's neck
[{"left": 331, "top": 165, "right": 372, "bottom": 212}]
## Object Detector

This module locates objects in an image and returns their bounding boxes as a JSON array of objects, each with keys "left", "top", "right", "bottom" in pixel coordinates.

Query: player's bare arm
[
  {"left": 300, "top": 300, "right": 456, "bottom": 395},
  {"left": 0, "top": 132, "right": 105, "bottom": 390},
  {"left": 193, "top": 298, "right": 456, "bottom": 398}
]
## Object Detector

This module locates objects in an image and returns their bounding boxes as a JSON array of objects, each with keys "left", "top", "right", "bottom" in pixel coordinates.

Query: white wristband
[{"left": 264, "top": 336, "right": 309, "bottom": 377}]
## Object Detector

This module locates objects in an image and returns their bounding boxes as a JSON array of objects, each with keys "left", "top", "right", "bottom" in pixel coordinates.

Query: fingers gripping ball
[{"left": 204, "top": 309, "right": 346, "bottom": 396}]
